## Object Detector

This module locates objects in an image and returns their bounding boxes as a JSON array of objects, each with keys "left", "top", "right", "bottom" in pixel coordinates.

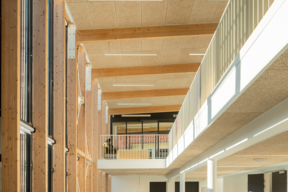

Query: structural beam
[
  {"left": 108, "top": 105, "right": 181, "bottom": 115},
  {"left": 53, "top": 0, "right": 66, "bottom": 191},
  {"left": 32, "top": 0, "right": 48, "bottom": 191},
  {"left": 102, "top": 88, "right": 189, "bottom": 100},
  {"left": 92, "top": 63, "right": 200, "bottom": 79},
  {"left": 1, "top": 0, "right": 21, "bottom": 191},
  {"left": 76, "top": 23, "right": 218, "bottom": 43}
]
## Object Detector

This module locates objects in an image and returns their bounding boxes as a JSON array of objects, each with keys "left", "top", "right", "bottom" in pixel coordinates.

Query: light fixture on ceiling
[
  {"left": 113, "top": 84, "right": 154, "bottom": 87},
  {"left": 104, "top": 52, "right": 157, "bottom": 56},
  {"left": 89, "top": 0, "right": 162, "bottom": 1},
  {"left": 254, "top": 158, "right": 268, "bottom": 161},
  {"left": 122, "top": 114, "right": 151, "bottom": 117},
  {"left": 118, "top": 103, "right": 152, "bottom": 106},
  {"left": 189, "top": 53, "right": 205, "bottom": 56}
]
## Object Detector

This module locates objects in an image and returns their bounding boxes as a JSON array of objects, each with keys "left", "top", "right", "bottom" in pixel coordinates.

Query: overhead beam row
[{"left": 76, "top": 23, "right": 218, "bottom": 43}]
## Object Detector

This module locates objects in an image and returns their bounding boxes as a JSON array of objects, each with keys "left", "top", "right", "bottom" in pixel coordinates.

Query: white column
[
  {"left": 207, "top": 159, "right": 217, "bottom": 192},
  {"left": 180, "top": 172, "right": 185, "bottom": 192},
  {"left": 264, "top": 173, "right": 272, "bottom": 192},
  {"left": 166, "top": 178, "right": 175, "bottom": 192}
]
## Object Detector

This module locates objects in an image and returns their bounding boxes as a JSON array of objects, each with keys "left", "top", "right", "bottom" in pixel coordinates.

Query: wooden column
[
  {"left": 78, "top": 157, "right": 86, "bottom": 192},
  {"left": 86, "top": 74, "right": 93, "bottom": 192},
  {"left": 1, "top": 0, "right": 21, "bottom": 191},
  {"left": 67, "top": 57, "right": 77, "bottom": 192},
  {"left": 53, "top": 0, "right": 66, "bottom": 191},
  {"left": 32, "top": 0, "right": 48, "bottom": 191},
  {"left": 77, "top": 46, "right": 86, "bottom": 152},
  {"left": 92, "top": 79, "right": 99, "bottom": 192}
]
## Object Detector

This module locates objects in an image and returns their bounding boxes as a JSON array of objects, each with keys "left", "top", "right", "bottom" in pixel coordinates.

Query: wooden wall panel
[
  {"left": 53, "top": 0, "right": 66, "bottom": 191},
  {"left": 67, "top": 58, "right": 77, "bottom": 192},
  {"left": 1, "top": 0, "right": 21, "bottom": 191},
  {"left": 32, "top": 0, "right": 48, "bottom": 191},
  {"left": 77, "top": 46, "right": 86, "bottom": 152},
  {"left": 92, "top": 79, "right": 99, "bottom": 192}
]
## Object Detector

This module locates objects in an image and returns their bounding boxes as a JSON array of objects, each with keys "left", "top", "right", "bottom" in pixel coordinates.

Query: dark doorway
[
  {"left": 272, "top": 171, "right": 287, "bottom": 192},
  {"left": 150, "top": 182, "right": 166, "bottom": 192},
  {"left": 175, "top": 182, "right": 199, "bottom": 192},
  {"left": 248, "top": 174, "right": 264, "bottom": 192}
]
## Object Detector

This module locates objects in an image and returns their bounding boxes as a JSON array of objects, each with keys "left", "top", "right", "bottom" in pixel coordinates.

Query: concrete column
[
  {"left": 207, "top": 159, "right": 217, "bottom": 192},
  {"left": 180, "top": 172, "right": 185, "bottom": 192},
  {"left": 166, "top": 178, "right": 175, "bottom": 192},
  {"left": 264, "top": 173, "right": 272, "bottom": 192}
]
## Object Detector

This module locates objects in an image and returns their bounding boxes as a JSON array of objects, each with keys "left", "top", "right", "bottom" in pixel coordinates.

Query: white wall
[
  {"left": 111, "top": 175, "right": 168, "bottom": 192},
  {"left": 198, "top": 178, "right": 223, "bottom": 192},
  {"left": 223, "top": 174, "right": 247, "bottom": 192}
]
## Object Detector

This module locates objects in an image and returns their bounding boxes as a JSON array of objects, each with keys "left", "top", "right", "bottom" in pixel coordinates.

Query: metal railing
[
  {"left": 169, "top": 0, "right": 274, "bottom": 152},
  {"left": 100, "top": 134, "right": 169, "bottom": 160}
]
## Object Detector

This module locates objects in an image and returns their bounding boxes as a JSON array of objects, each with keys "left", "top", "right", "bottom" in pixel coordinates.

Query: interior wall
[
  {"left": 223, "top": 174, "right": 248, "bottom": 192},
  {"left": 111, "top": 175, "right": 168, "bottom": 192},
  {"left": 198, "top": 178, "right": 223, "bottom": 192}
]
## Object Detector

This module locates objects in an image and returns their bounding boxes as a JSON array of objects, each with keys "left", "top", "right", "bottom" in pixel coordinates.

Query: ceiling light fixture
[
  {"left": 189, "top": 53, "right": 205, "bottom": 56},
  {"left": 254, "top": 158, "right": 268, "bottom": 161},
  {"left": 113, "top": 84, "right": 154, "bottom": 87},
  {"left": 118, "top": 103, "right": 152, "bottom": 106},
  {"left": 104, "top": 52, "right": 157, "bottom": 56},
  {"left": 122, "top": 114, "right": 151, "bottom": 117}
]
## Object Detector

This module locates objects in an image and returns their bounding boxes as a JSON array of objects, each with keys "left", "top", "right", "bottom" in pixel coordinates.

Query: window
[
  {"left": 48, "top": 143, "right": 54, "bottom": 192},
  {"left": 20, "top": 122, "right": 34, "bottom": 192},
  {"left": 20, "top": 131, "right": 31, "bottom": 192},
  {"left": 47, "top": 0, "right": 54, "bottom": 137},
  {"left": 20, "top": 0, "right": 33, "bottom": 123}
]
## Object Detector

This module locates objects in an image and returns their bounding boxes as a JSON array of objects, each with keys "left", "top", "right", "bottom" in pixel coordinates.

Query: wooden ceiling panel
[
  {"left": 88, "top": 2, "right": 118, "bottom": 29},
  {"left": 109, "top": 105, "right": 181, "bottom": 115},
  {"left": 67, "top": 2, "right": 94, "bottom": 30},
  {"left": 142, "top": 0, "right": 168, "bottom": 26},
  {"left": 211, "top": 2, "right": 229, "bottom": 23},
  {"left": 166, "top": 0, "right": 195, "bottom": 24},
  {"left": 115, "top": 2, "right": 142, "bottom": 28},
  {"left": 189, "top": 0, "right": 219, "bottom": 24}
]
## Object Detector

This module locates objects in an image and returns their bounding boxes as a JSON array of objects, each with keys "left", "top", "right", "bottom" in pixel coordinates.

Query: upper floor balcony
[{"left": 100, "top": 134, "right": 169, "bottom": 160}]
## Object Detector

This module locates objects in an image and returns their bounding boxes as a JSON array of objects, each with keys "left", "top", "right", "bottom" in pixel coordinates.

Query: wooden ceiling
[{"left": 67, "top": 0, "right": 228, "bottom": 113}]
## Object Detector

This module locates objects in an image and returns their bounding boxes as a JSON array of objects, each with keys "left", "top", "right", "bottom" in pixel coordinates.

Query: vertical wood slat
[
  {"left": 1, "top": 0, "right": 21, "bottom": 191},
  {"left": 77, "top": 46, "right": 86, "bottom": 152},
  {"left": 93, "top": 79, "right": 99, "bottom": 192},
  {"left": 86, "top": 82, "right": 93, "bottom": 192},
  {"left": 78, "top": 157, "right": 86, "bottom": 192},
  {"left": 53, "top": 0, "right": 66, "bottom": 191},
  {"left": 67, "top": 58, "right": 78, "bottom": 192},
  {"left": 32, "top": 0, "right": 48, "bottom": 191}
]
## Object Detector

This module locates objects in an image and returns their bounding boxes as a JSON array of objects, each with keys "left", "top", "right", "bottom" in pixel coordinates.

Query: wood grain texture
[
  {"left": 86, "top": 84, "right": 93, "bottom": 192},
  {"left": 109, "top": 105, "right": 181, "bottom": 115},
  {"left": 92, "top": 79, "right": 99, "bottom": 192},
  {"left": 53, "top": 0, "right": 66, "bottom": 191},
  {"left": 102, "top": 88, "right": 189, "bottom": 100},
  {"left": 76, "top": 23, "right": 217, "bottom": 43},
  {"left": 67, "top": 58, "right": 77, "bottom": 192},
  {"left": 1, "top": 0, "right": 21, "bottom": 191},
  {"left": 32, "top": 0, "right": 48, "bottom": 191},
  {"left": 77, "top": 46, "right": 86, "bottom": 152},
  {"left": 92, "top": 63, "right": 200, "bottom": 79}
]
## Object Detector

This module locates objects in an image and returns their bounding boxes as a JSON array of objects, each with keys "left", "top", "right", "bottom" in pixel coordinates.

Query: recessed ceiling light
[
  {"left": 118, "top": 103, "right": 152, "bottom": 106},
  {"left": 189, "top": 53, "right": 205, "bottom": 56},
  {"left": 254, "top": 158, "right": 268, "bottom": 161},
  {"left": 113, "top": 84, "right": 154, "bottom": 87},
  {"left": 104, "top": 52, "right": 157, "bottom": 56}
]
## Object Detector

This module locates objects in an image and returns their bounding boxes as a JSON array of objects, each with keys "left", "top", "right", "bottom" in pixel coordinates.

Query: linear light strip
[
  {"left": 118, "top": 103, "right": 152, "bottom": 106},
  {"left": 104, "top": 52, "right": 157, "bottom": 56},
  {"left": 189, "top": 53, "right": 205, "bottom": 56},
  {"left": 113, "top": 84, "right": 154, "bottom": 87}
]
